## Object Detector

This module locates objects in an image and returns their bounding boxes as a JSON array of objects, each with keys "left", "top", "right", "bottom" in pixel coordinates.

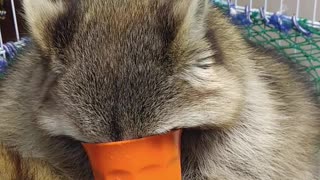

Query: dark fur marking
[
  {"left": 52, "top": 0, "right": 80, "bottom": 63},
  {"left": 205, "top": 29, "right": 224, "bottom": 65}
]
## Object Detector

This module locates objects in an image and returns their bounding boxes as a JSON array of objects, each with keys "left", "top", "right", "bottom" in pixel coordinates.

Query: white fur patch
[
  {"left": 38, "top": 114, "right": 89, "bottom": 142},
  {"left": 23, "top": 0, "right": 65, "bottom": 48}
]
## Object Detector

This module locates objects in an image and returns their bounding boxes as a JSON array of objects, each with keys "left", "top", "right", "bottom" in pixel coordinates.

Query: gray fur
[{"left": 0, "top": 0, "right": 319, "bottom": 179}]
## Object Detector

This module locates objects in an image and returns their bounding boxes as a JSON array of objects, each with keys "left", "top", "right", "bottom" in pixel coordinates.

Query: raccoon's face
[{"left": 24, "top": 0, "right": 245, "bottom": 143}]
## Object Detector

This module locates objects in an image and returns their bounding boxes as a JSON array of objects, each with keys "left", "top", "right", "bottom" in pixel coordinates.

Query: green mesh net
[
  {"left": 213, "top": 0, "right": 320, "bottom": 96},
  {"left": 250, "top": 20, "right": 320, "bottom": 96}
]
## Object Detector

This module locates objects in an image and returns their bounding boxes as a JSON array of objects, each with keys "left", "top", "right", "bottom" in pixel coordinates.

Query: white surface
[{"left": 235, "top": 0, "right": 320, "bottom": 21}]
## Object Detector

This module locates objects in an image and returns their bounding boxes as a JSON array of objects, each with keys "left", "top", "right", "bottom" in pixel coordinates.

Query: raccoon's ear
[
  {"left": 171, "top": 0, "right": 213, "bottom": 67},
  {"left": 23, "top": 0, "right": 66, "bottom": 50},
  {"left": 177, "top": 0, "right": 210, "bottom": 40}
]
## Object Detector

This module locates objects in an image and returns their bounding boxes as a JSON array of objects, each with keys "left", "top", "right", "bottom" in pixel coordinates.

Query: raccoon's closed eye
[
  {"left": 195, "top": 58, "right": 214, "bottom": 69},
  {"left": 194, "top": 51, "right": 215, "bottom": 69}
]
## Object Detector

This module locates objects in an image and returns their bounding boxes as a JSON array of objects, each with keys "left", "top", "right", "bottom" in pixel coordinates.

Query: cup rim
[{"left": 82, "top": 129, "right": 182, "bottom": 147}]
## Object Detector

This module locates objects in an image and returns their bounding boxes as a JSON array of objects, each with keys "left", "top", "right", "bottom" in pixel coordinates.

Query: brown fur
[
  {"left": 0, "top": 144, "right": 63, "bottom": 179},
  {"left": 0, "top": 0, "right": 319, "bottom": 179}
]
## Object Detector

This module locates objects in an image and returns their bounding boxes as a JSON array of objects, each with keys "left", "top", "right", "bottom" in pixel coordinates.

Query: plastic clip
[
  {"left": 259, "top": 7, "right": 269, "bottom": 24},
  {"left": 292, "top": 16, "right": 312, "bottom": 37}
]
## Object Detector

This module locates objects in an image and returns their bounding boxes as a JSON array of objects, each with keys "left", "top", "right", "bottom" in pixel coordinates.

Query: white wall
[{"left": 235, "top": 0, "right": 320, "bottom": 21}]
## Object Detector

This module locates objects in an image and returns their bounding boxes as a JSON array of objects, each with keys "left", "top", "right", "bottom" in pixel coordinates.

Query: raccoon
[{"left": 0, "top": 0, "right": 319, "bottom": 179}]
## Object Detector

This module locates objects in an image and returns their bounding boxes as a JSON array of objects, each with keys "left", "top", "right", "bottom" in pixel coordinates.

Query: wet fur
[{"left": 0, "top": 0, "right": 319, "bottom": 179}]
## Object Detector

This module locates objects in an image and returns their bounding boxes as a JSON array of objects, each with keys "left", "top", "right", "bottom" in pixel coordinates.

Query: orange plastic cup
[{"left": 82, "top": 130, "right": 182, "bottom": 180}]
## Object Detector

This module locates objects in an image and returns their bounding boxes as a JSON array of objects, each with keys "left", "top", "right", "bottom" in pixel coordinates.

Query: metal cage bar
[{"left": 10, "top": 0, "right": 20, "bottom": 41}]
